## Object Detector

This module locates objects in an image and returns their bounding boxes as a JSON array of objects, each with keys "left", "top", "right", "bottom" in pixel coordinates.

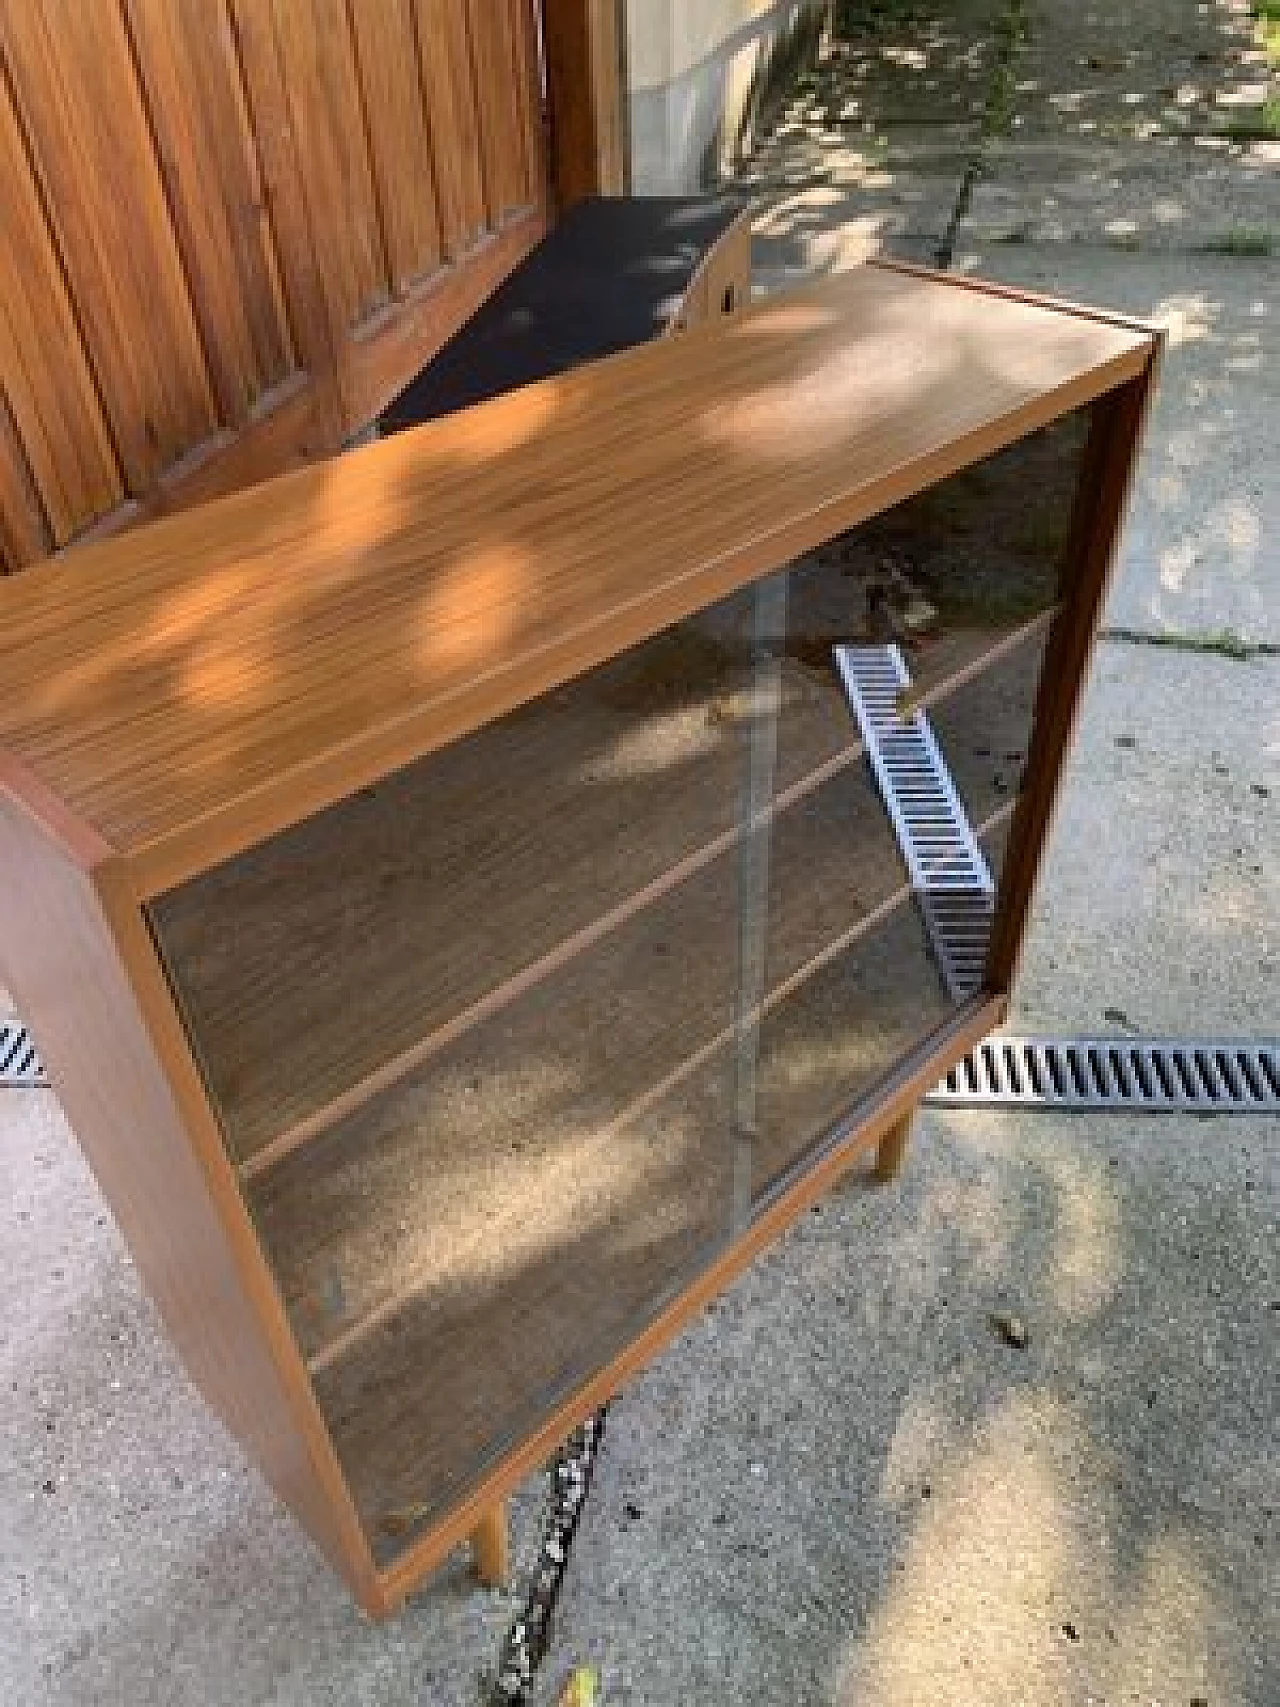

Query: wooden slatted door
[{"left": 0, "top": 0, "right": 548, "bottom": 570}]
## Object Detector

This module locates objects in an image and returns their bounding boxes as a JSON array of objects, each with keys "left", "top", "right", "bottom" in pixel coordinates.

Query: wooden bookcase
[{"left": 0, "top": 262, "right": 1160, "bottom": 1615}]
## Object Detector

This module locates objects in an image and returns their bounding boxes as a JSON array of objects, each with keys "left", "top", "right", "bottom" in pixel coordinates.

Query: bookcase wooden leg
[
  {"left": 471, "top": 1503, "right": 509, "bottom": 1588},
  {"left": 873, "top": 1110, "right": 915, "bottom": 1183}
]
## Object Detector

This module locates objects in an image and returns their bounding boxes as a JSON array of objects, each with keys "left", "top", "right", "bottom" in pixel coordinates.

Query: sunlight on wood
[
  {"left": 433, "top": 382, "right": 564, "bottom": 459},
  {"left": 180, "top": 642, "right": 274, "bottom": 713},
  {"left": 729, "top": 300, "right": 839, "bottom": 335},
  {"left": 415, "top": 542, "right": 530, "bottom": 674},
  {"left": 700, "top": 293, "right": 1117, "bottom": 464},
  {"left": 699, "top": 338, "right": 923, "bottom": 459},
  {"left": 577, "top": 705, "right": 721, "bottom": 784},
  {"left": 136, "top": 564, "right": 263, "bottom": 659},
  {"left": 311, "top": 455, "right": 424, "bottom": 558}
]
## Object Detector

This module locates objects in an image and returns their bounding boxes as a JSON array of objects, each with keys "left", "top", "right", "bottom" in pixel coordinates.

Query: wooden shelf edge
[
  {"left": 365, "top": 989, "right": 1008, "bottom": 1616},
  {"left": 665, "top": 204, "right": 755, "bottom": 334},
  {"left": 868, "top": 257, "right": 1167, "bottom": 343},
  {"left": 236, "top": 610, "right": 1057, "bottom": 1184},
  {"left": 301, "top": 795, "right": 1018, "bottom": 1379}
]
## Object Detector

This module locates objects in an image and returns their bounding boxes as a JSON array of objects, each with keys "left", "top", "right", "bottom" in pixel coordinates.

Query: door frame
[{"left": 540, "top": 0, "right": 628, "bottom": 206}]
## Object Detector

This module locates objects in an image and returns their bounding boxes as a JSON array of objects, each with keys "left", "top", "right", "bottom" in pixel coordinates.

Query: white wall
[{"left": 626, "top": 0, "right": 830, "bottom": 194}]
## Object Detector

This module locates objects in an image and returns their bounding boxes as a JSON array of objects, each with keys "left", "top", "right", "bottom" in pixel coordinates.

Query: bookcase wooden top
[{"left": 0, "top": 262, "right": 1155, "bottom": 893}]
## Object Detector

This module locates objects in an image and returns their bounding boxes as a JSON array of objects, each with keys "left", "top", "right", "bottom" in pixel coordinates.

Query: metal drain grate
[
  {"left": 836, "top": 643, "right": 994, "bottom": 999},
  {"left": 0, "top": 1020, "right": 46, "bottom": 1088},
  {"left": 929, "top": 1036, "right": 1280, "bottom": 1112}
]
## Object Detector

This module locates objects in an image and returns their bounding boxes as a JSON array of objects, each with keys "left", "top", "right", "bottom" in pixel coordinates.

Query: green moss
[
  {"left": 1214, "top": 95, "right": 1280, "bottom": 141},
  {"left": 1253, "top": 0, "right": 1280, "bottom": 65},
  {"left": 1200, "top": 229, "right": 1276, "bottom": 256}
]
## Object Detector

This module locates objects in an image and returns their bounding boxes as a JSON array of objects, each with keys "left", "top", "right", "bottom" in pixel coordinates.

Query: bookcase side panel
[{"left": 0, "top": 792, "right": 377, "bottom": 1605}]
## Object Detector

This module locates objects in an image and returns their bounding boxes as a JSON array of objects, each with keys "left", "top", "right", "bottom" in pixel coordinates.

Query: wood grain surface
[
  {"left": 0, "top": 264, "right": 1155, "bottom": 893},
  {"left": 0, "top": 65, "right": 122, "bottom": 553},
  {"left": 0, "top": 0, "right": 548, "bottom": 556},
  {"left": 542, "top": 0, "right": 627, "bottom": 206},
  {"left": 1, "top": 0, "right": 219, "bottom": 492}
]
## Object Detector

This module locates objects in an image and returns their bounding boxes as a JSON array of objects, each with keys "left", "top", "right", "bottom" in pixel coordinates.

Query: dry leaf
[
  {"left": 558, "top": 1666, "right": 602, "bottom": 1706},
  {"left": 991, "top": 1310, "right": 1030, "bottom": 1350}
]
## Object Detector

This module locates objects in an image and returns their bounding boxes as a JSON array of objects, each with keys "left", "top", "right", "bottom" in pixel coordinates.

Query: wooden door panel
[
  {"left": 334, "top": 218, "right": 549, "bottom": 437},
  {"left": 0, "top": 73, "right": 122, "bottom": 556},
  {"left": 511, "top": 0, "right": 546, "bottom": 207},
  {"left": 0, "top": 0, "right": 549, "bottom": 563},
  {"left": 124, "top": 0, "right": 300, "bottom": 421},
  {"left": 467, "top": 0, "right": 536, "bottom": 226},
  {"left": 1, "top": 2, "right": 218, "bottom": 495},
  {"left": 262, "top": 0, "right": 548, "bottom": 432},
  {"left": 268, "top": 0, "right": 389, "bottom": 336},
  {"left": 346, "top": 0, "right": 445, "bottom": 293},
  {"left": 0, "top": 389, "right": 53, "bottom": 570},
  {"left": 413, "top": 0, "right": 489, "bottom": 257}
]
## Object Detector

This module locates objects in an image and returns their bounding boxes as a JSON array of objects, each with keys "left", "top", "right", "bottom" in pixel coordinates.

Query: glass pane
[
  {"left": 145, "top": 402, "right": 1093, "bottom": 1557},
  {"left": 773, "top": 406, "right": 1089, "bottom": 778},
  {"left": 261, "top": 858, "right": 742, "bottom": 1559}
]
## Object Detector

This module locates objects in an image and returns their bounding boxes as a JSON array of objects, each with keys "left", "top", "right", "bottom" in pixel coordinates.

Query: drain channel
[
  {"left": 928, "top": 1036, "right": 1280, "bottom": 1112},
  {"left": 835, "top": 643, "right": 994, "bottom": 999},
  {"left": 0, "top": 1021, "right": 45, "bottom": 1088},
  {"left": 7, "top": 1011, "right": 1272, "bottom": 1115}
]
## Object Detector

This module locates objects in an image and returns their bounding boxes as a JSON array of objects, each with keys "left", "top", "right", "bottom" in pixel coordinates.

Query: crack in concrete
[
  {"left": 1100, "top": 626, "right": 1280, "bottom": 662},
  {"left": 936, "top": 0, "right": 1030, "bottom": 266}
]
